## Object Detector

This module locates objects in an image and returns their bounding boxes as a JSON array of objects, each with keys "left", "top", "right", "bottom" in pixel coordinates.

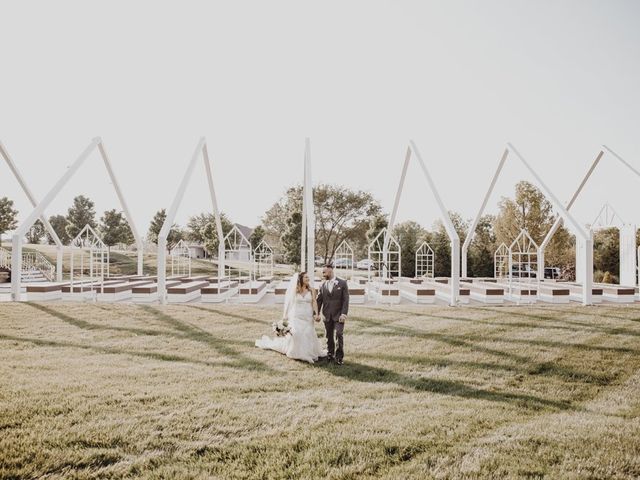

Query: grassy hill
[{"left": 1, "top": 303, "right": 639, "bottom": 478}]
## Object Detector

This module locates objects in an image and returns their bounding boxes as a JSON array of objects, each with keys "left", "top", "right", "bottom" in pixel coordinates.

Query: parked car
[
  {"left": 333, "top": 258, "right": 353, "bottom": 268},
  {"left": 510, "top": 263, "right": 537, "bottom": 278},
  {"left": 544, "top": 267, "right": 561, "bottom": 279},
  {"left": 357, "top": 259, "right": 374, "bottom": 270},
  {"left": 314, "top": 256, "right": 324, "bottom": 266}
]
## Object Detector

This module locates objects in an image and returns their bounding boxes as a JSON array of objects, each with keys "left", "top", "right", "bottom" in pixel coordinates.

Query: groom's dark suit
[{"left": 317, "top": 276, "right": 349, "bottom": 361}]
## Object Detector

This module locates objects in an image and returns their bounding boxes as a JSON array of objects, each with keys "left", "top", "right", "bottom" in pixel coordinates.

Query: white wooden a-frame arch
[
  {"left": 541, "top": 146, "right": 640, "bottom": 287},
  {"left": 494, "top": 243, "right": 509, "bottom": 279},
  {"left": 0, "top": 140, "right": 64, "bottom": 280},
  {"left": 585, "top": 203, "right": 636, "bottom": 286},
  {"left": 10, "top": 138, "right": 143, "bottom": 300},
  {"left": 462, "top": 143, "right": 593, "bottom": 305},
  {"left": 300, "top": 138, "right": 316, "bottom": 275},
  {"left": 415, "top": 241, "right": 434, "bottom": 278},
  {"left": 508, "top": 229, "right": 539, "bottom": 284},
  {"left": 223, "top": 225, "right": 253, "bottom": 280},
  {"left": 368, "top": 227, "right": 400, "bottom": 281},
  {"left": 157, "top": 138, "right": 224, "bottom": 304},
  {"left": 334, "top": 239, "right": 354, "bottom": 272},
  {"left": 253, "top": 239, "right": 274, "bottom": 278},
  {"left": 69, "top": 224, "right": 109, "bottom": 292},
  {"left": 170, "top": 239, "right": 191, "bottom": 277},
  {"left": 387, "top": 140, "right": 460, "bottom": 305}
]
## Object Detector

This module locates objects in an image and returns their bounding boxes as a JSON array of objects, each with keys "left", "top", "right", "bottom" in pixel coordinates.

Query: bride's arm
[{"left": 312, "top": 288, "right": 319, "bottom": 317}]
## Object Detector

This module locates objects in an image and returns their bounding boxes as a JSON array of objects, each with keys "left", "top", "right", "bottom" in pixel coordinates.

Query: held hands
[{"left": 314, "top": 314, "right": 321, "bottom": 322}]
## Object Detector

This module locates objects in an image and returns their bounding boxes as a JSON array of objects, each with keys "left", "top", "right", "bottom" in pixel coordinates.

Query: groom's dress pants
[{"left": 325, "top": 318, "right": 344, "bottom": 361}]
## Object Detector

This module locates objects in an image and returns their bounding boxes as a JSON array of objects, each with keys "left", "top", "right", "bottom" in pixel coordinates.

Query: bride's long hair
[{"left": 296, "top": 271, "right": 310, "bottom": 294}]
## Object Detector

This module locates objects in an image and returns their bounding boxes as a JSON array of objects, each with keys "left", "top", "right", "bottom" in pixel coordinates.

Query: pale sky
[{"left": 2, "top": 0, "right": 640, "bottom": 238}]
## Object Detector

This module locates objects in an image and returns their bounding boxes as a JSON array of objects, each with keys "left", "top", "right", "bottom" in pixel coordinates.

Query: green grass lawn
[{"left": 1, "top": 303, "right": 639, "bottom": 479}]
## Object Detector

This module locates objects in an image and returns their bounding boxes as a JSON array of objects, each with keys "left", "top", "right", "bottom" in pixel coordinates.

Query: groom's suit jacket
[{"left": 317, "top": 276, "right": 349, "bottom": 322}]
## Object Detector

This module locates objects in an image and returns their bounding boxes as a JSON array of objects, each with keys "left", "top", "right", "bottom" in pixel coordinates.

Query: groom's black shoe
[
  {"left": 336, "top": 358, "right": 343, "bottom": 365},
  {"left": 326, "top": 356, "right": 334, "bottom": 363}
]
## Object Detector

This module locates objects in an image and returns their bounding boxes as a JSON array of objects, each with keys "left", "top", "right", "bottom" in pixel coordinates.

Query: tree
[
  {"left": 249, "top": 225, "right": 265, "bottom": 248},
  {"left": 594, "top": 227, "right": 619, "bottom": 281},
  {"left": 467, "top": 214, "right": 497, "bottom": 278},
  {"left": 494, "top": 181, "right": 554, "bottom": 246},
  {"left": 65, "top": 195, "right": 97, "bottom": 240},
  {"left": 392, "top": 221, "right": 425, "bottom": 277},
  {"left": 47, "top": 215, "right": 70, "bottom": 245},
  {"left": 281, "top": 211, "right": 302, "bottom": 266},
  {"left": 26, "top": 220, "right": 46, "bottom": 244},
  {"left": 186, "top": 212, "right": 233, "bottom": 256},
  {"left": 263, "top": 184, "right": 383, "bottom": 264},
  {"left": 0, "top": 197, "right": 18, "bottom": 244},
  {"left": 494, "top": 181, "right": 575, "bottom": 279},
  {"left": 429, "top": 212, "right": 468, "bottom": 278},
  {"left": 147, "top": 209, "right": 183, "bottom": 247},
  {"left": 100, "top": 209, "right": 135, "bottom": 250}
]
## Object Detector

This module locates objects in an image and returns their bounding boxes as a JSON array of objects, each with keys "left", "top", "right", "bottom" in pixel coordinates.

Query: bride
[{"left": 255, "top": 271, "right": 327, "bottom": 363}]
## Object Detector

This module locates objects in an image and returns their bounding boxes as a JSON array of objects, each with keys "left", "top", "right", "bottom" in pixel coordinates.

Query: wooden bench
[
  {"left": 167, "top": 281, "right": 209, "bottom": 303},
  {"left": 398, "top": 281, "right": 436, "bottom": 304},
  {"left": 460, "top": 281, "right": 504, "bottom": 304},
  {"left": 232, "top": 281, "right": 268, "bottom": 303},
  {"left": 95, "top": 280, "right": 155, "bottom": 302},
  {"left": 423, "top": 279, "right": 470, "bottom": 304},
  {"left": 26, "top": 282, "right": 66, "bottom": 301},
  {"left": 347, "top": 282, "right": 366, "bottom": 304},
  {"left": 131, "top": 280, "right": 182, "bottom": 303},
  {"left": 201, "top": 281, "right": 240, "bottom": 303},
  {"left": 597, "top": 284, "right": 637, "bottom": 304},
  {"left": 548, "top": 282, "right": 603, "bottom": 303},
  {"left": 494, "top": 281, "right": 537, "bottom": 303},
  {"left": 368, "top": 279, "right": 400, "bottom": 304}
]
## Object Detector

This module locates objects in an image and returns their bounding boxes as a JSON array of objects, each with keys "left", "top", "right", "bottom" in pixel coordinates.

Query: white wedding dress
[{"left": 255, "top": 283, "right": 327, "bottom": 364}]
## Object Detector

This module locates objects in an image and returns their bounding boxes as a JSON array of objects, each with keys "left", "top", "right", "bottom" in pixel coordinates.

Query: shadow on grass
[
  {"left": 349, "top": 315, "right": 622, "bottom": 385},
  {"left": 185, "top": 305, "right": 269, "bottom": 326},
  {"left": 137, "top": 305, "right": 273, "bottom": 372},
  {"left": 317, "top": 360, "right": 573, "bottom": 411},
  {"left": 25, "top": 303, "right": 274, "bottom": 373},
  {"left": 350, "top": 311, "right": 639, "bottom": 355},
  {"left": 0, "top": 333, "right": 240, "bottom": 370}
]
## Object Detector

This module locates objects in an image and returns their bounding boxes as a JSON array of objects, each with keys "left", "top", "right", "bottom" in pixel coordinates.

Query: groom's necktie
[{"left": 328, "top": 279, "right": 335, "bottom": 294}]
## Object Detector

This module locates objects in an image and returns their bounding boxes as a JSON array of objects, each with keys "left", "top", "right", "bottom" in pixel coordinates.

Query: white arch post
[
  {"left": 588, "top": 203, "right": 636, "bottom": 285},
  {"left": 540, "top": 146, "right": 640, "bottom": 288},
  {"left": 157, "top": 138, "right": 224, "bottom": 304},
  {"left": 1, "top": 140, "right": 64, "bottom": 281},
  {"left": 415, "top": 241, "right": 434, "bottom": 278},
  {"left": 387, "top": 141, "right": 460, "bottom": 306},
  {"left": 462, "top": 143, "right": 593, "bottom": 305},
  {"left": 10, "top": 138, "right": 144, "bottom": 300},
  {"left": 300, "top": 138, "right": 315, "bottom": 275}
]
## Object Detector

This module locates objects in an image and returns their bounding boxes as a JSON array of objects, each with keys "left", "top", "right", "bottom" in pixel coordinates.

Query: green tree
[
  {"left": 593, "top": 227, "right": 619, "bottom": 281},
  {"left": 25, "top": 219, "right": 46, "bottom": 244},
  {"left": 263, "top": 184, "right": 382, "bottom": 264},
  {"left": 281, "top": 211, "right": 302, "bottom": 266},
  {"left": 494, "top": 181, "right": 554, "bottom": 246},
  {"left": 147, "top": 209, "right": 183, "bottom": 247},
  {"left": 65, "top": 195, "right": 97, "bottom": 240},
  {"left": 249, "top": 225, "right": 266, "bottom": 248},
  {"left": 467, "top": 214, "right": 497, "bottom": 277},
  {"left": 47, "top": 214, "right": 70, "bottom": 245},
  {"left": 100, "top": 209, "right": 134, "bottom": 251},
  {"left": 0, "top": 197, "right": 18, "bottom": 244},
  {"left": 186, "top": 212, "right": 233, "bottom": 255},
  {"left": 392, "top": 221, "right": 425, "bottom": 277},
  {"left": 429, "top": 212, "right": 469, "bottom": 278}
]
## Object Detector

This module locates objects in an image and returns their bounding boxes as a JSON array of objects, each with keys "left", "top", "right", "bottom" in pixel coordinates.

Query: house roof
[{"left": 234, "top": 223, "right": 254, "bottom": 240}]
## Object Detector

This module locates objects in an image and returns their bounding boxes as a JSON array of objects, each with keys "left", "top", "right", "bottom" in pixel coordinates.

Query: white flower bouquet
[{"left": 272, "top": 318, "right": 292, "bottom": 337}]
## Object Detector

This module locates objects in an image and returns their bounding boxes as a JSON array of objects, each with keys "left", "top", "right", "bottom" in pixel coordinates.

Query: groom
[{"left": 315, "top": 263, "right": 349, "bottom": 365}]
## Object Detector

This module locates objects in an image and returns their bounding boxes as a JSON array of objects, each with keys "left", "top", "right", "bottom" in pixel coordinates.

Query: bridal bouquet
[{"left": 272, "top": 319, "right": 292, "bottom": 337}]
